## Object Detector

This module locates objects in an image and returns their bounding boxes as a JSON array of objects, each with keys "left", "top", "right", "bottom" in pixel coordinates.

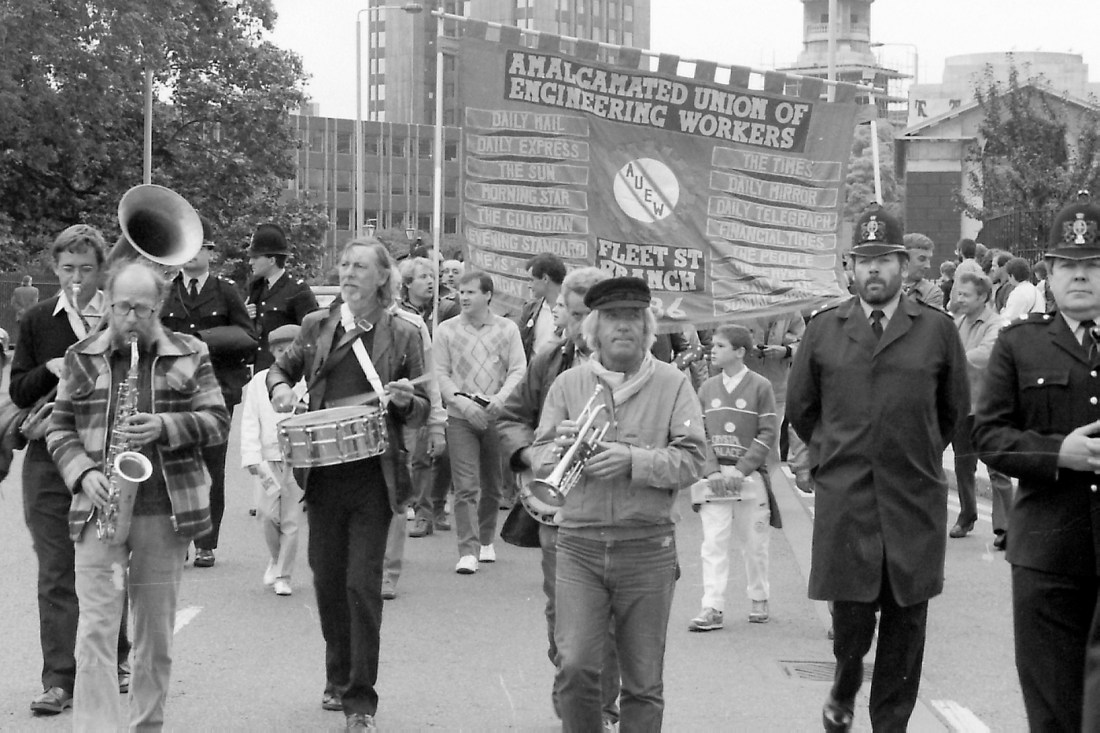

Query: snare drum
[{"left": 277, "top": 406, "right": 388, "bottom": 468}]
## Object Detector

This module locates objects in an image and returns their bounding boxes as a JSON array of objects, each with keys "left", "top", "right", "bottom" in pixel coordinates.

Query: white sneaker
[
  {"left": 479, "top": 544, "right": 496, "bottom": 563},
  {"left": 455, "top": 555, "right": 479, "bottom": 574},
  {"left": 273, "top": 579, "right": 292, "bottom": 596},
  {"left": 405, "top": 506, "right": 416, "bottom": 520},
  {"left": 263, "top": 562, "right": 277, "bottom": 586}
]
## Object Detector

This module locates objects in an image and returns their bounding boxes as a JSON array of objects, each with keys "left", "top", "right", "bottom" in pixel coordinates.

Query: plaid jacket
[{"left": 48, "top": 328, "right": 230, "bottom": 540}]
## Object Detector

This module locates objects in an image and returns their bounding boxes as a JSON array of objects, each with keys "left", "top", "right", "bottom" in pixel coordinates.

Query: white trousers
[
  {"left": 252, "top": 461, "right": 304, "bottom": 581},
  {"left": 697, "top": 472, "right": 771, "bottom": 610}
]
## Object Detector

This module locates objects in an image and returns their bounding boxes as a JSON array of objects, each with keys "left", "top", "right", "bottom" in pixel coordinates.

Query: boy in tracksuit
[{"left": 688, "top": 324, "right": 778, "bottom": 631}]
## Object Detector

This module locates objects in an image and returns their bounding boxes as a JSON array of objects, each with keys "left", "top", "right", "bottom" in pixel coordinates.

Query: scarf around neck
[{"left": 588, "top": 351, "right": 656, "bottom": 406}]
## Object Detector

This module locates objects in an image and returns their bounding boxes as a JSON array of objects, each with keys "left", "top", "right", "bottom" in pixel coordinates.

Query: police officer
[
  {"left": 245, "top": 223, "right": 319, "bottom": 370},
  {"left": 161, "top": 216, "right": 257, "bottom": 567},
  {"left": 973, "top": 199, "right": 1100, "bottom": 732},
  {"left": 788, "top": 206, "right": 969, "bottom": 732}
]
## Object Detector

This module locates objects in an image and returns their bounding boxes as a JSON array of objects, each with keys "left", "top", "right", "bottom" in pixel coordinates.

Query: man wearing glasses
[
  {"left": 48, "top": 258, "right": 229, "bottom": 730},
  {"left": 161, "top": 216, "right": 256, "bottom": 568},
  {"left": 12, "top": 225, "right": 135, "bottom": 717}
]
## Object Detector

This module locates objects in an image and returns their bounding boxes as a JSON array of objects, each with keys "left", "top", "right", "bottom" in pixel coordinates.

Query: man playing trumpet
[
  {"left": 530, "top": 276, "right": 707, "bottom": 731},
  {"left": 47, "top": 259, "right": 230, "bottom": 730}
]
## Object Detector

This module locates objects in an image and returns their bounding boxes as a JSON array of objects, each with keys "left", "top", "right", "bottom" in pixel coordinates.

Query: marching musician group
[{"left": 11, "top": 192, "right": 1100, "bottom": 732}]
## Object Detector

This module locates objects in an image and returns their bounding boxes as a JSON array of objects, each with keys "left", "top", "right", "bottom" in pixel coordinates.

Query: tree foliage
[
  {"left": 844, "top": 120, "right": 904, "bottom": 223},
  {"left": 0, "top": 0, "right": 328, "bottom": 283},
  {"left": 960, "top": 59, "right": 1100, "bottom": 224}
]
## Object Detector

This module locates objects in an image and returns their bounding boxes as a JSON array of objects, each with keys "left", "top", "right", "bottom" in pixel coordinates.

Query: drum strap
[{"left": 340, "top": 303, "right": 389, "bottom": 407}]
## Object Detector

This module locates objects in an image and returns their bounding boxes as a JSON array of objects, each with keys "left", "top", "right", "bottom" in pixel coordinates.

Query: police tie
[
  {"left": 1083, "top": 319, "right": 1098, "bottom": 360},
  {"left": 870, "top": 309, "right": 885, "bottom": 341},
  {"left": 188, "top": 278, "right": 199, "bottom": 301}
]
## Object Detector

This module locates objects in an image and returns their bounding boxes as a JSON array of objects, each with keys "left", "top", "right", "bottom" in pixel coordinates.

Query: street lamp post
[{"left": 356, "top": 3, "right": 423, "bottom": 237}]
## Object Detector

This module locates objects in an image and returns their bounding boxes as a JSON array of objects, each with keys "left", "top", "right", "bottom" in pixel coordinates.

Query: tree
[
  {"left": 0, "top": 0, "right": 327, "bottom": 280},
  {"left": 844, "top": 120, "right": 904, "bottom": 224},
  {"left": 960, "top": 59, "right": 1100, "bottom": 229}
]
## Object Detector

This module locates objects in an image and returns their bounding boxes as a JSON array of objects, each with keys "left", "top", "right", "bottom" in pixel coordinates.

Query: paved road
[{"left": 0, "top": 406, "right": 1025, "bottom": 730}]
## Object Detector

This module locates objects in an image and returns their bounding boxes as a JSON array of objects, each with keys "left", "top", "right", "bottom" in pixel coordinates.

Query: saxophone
[{"left": 96, "top": 334, "right": 153, "bottom": 544}]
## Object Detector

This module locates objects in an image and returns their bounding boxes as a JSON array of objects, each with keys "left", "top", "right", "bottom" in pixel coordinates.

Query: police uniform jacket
[
  {"left": 787, "top": 295, "right": 969, "bottom": 605},
  {"left": 161, "top": 274, "right": 256, "bottom": 407},
  {"left": 265, "top": 303, "right": 430, "bottom": 512},
  {"left": 972, "top": 312, "right": 1100, "bottom": 578},
  {"left": 248, "top": 272, "right": 319, "bottom": 371}
]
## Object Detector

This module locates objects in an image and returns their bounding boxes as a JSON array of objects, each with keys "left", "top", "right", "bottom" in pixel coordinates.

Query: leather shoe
[
  {"left": 193, "top": 549, "right": 215, "bottom": 567},
  {"left": 408, "top": 517, "right": 433, "bottom": 538},
  {"left": 993, "top": 531, "right": 1007, "bottom": 551},
  {"left": 346, "top": 712, "right": 377, "bottom": 730},
  {"left": 322, "top": 690, "right": 343, "bottom": 711},
  {"left": 949, "top": 516, "right": 976, "bottom": 538},
  {"left": 433, "top": 515, "right": 451, "bottom": 531},
  {"left": 31, "top": 687, "right": 72, "bottom": 715},
  {"left": 822, "top": 696, "right": 853, "bottom": 732}
]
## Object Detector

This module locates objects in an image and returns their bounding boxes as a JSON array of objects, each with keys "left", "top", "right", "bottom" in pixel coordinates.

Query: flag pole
[{"left": 431, "top": 9, "right": 445, "bottom": 336}]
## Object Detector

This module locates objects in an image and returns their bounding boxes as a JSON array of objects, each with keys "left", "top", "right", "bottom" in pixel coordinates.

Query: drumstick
[{"left": 357, "top": 373, "right": 434, "bottom": 406}]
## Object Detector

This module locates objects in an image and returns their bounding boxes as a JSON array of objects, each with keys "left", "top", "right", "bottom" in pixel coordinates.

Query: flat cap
[
  {"left": 583, "top": 276, "right": 651, "bottom": 310},
  {"left": 268, "top": 324, "right": 301, "bottom": 345}
]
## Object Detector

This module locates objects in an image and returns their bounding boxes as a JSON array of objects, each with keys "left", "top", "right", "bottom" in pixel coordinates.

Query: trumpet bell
[
  {"left": 113, "top": 184, "right": 203, "bottom": 266},
  {"left": 527, "top": 477, "right": 565, "bottom": 509}
]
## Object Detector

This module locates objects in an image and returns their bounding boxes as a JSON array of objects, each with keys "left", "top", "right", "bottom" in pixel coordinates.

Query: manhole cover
[{"left": 778, "top": 660, "right": 874, "bottom": 682}]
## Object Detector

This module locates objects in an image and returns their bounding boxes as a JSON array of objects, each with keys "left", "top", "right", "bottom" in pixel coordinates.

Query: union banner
[{"left": 455, "top": 23, "right": 860, "bottom": 327}]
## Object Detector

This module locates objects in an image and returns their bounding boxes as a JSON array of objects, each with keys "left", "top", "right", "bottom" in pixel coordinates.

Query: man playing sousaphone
[
  {"left": 47, "top": 259, "right": 230, "bottom": 729},
  {"left": 266, "top": 239, "right": 429, "bottom": 731},
  {"left": 529, "top": 276, "right": 707, "bottom": 731}
]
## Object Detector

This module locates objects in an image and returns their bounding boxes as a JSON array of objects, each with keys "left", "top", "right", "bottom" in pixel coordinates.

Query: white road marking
[
  {"left": 931, "top": 699, "right": 990, "bottom": 732},
  {"left": 174, "top": 605, "right": 202, "bottom": 634}
]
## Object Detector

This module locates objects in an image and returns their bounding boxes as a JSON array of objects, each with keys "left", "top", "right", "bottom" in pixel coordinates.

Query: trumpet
[{"left": 527, "top": 385, "right": 610, "bottom": 509}]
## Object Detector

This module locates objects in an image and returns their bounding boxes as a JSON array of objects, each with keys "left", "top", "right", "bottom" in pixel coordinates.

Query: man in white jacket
[
  {"left": 1001, "top": 257, "right": 1045, "bottom": 321},
  {"left": 240, "top": 324, "right": 308, "bottom": 596}
]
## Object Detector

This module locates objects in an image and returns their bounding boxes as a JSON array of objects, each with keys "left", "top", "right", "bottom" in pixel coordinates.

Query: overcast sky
[{"left": 269, "top": 0, "right": 1099, "bottom": 120}]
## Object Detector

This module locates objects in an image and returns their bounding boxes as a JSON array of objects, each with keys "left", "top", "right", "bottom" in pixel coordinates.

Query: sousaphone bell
[{"left": 110, "top": 184, "right": 203, "bottom": 266}]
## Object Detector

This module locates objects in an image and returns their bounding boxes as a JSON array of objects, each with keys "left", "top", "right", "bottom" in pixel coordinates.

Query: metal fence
[{"left": 977, "top": 208, "right": 1059, "bottom": 262}]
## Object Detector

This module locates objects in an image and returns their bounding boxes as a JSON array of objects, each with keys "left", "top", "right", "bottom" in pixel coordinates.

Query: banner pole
[{"left": 431, "top": 9, "right": 445, "bottom": 336}]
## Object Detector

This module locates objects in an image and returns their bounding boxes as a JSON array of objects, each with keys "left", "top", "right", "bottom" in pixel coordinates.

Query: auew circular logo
[{"left": 613, "top": 158, "right": 679, "bottom": 224}]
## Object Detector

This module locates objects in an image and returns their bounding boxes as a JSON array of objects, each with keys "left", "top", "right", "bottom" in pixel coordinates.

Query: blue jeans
[
  {"left": 555, "top": 530, "right": 678, "bottom": 732},
  {"left": 539, "top": 524, "right": 620, "bottom": 723}
]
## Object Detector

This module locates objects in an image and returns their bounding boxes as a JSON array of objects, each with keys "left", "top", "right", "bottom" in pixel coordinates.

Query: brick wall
[{"left": 905, "top": 171, "right": 962, "bottom": 265}]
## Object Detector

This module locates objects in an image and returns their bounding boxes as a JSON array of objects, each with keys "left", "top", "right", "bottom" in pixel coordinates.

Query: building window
[
  {"left": 623, "top": 3, "right": 632, "bottom": 21},
  {"left": 418, "top": 215, "right": 431, "bottom": 231},
  {"left": 307, "top": 168, "right": 324, "bottom": 191},
  {"left": 391, "top": 175, "right": 405, "bottom": 194},
  {"left": 608, "top": 29, "right": 618, "bottom": 44},
  {"left": 336, "top": 131, "right": 352, "bottom": 155},
  {"left": 623, "top": 31, "right": 632, "bottom": 46},
  {"left": 336, "top": 170, "right": 351, "bottom": 192},
  {"left": 444, "top": 215, "right": 458, "bottom": 234},
  {"left": 444, "top": 142, "right": 458, "bottom": 161},
  {"left": 609, "top": 1, "right": 617, "bottom": 18},
  {"left": 820, "top": 12, "right": 828, "bottom": 22},
  {"left": 336, "top": 208, "right": 352, "bottom": 230},
  {"left": 851, "top": 13, "right": 859, "bottom": 24}
]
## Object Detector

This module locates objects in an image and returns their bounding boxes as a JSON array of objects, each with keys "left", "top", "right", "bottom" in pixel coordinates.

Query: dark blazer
[
  {"left": 973, "top": 312, "right": 1100, "bottom": 577},
  {"left": 161, "top": 274, "right": 256, "bottom": 407},
  {"left": 787, "top": 295, "right": 969, "bottom": 605},
  {"left": 247, "top": 272, "right": 319, "bottom": 371},
  {"left": 10, "top": 295, "right": 79, "bottom": 408},
  {"left": 266, "top": 303, "right": 430, "bottom": 511},
  {"left": 516, "top": 297, "right": 544, "bottom": 360}
]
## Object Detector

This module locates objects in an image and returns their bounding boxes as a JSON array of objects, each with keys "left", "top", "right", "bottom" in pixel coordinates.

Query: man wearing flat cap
[
  {"left": 246, "top": 223, "right": 319, "bottom": 371},
  {"left": 530, "top": 276, "right": 707, "bottom": 731},
  {"left": 161, "top": 216, "right": 257, "bottom": 568},
  {"left": 787, "top": 207, "right": 969, "bottom": 732},
  {"left": 973, "top": 198, "right": 1100, "bottom": 731}
]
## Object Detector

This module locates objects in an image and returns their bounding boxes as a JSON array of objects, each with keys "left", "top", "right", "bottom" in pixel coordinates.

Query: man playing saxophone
[
  {"left": 47, "top": 259, "right": 229, "bottom": 730},
  {"left": 529, "top": 276, "right": 707, "bottom": 731}
]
